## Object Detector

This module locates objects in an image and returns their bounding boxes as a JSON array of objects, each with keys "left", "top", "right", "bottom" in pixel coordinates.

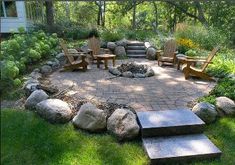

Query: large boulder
[
  {"left": 107, "top": 42, "right": 117, "bottom": 51},
  {"left": 116, "top": 39, "right": 128, "bottom": 47},
  {"left": 25, "top": 90, "right": 49, "bottom": 110},
  {"left": 107, "top": 108, "right": 139, "bottom": 140},
  {"left": 72, "top": 103, "right": 107, "bottom": 132},
  {"left": 40, "top": 65, "right": 52, "bottom": 74},
  {"left": 146, "top": 47, "right": 157, "bottom": 60},
  {"left": 192, "top": 102, "right": 217, "bottom": 124},
  {"left": 114, "top": 46, "right": 126, "bottom": 57},
  {"left": 216, "top": 97, "right": 235, "bottom": 116},
  {"left": 36, "top": 99, "right": 72, "bottom": 123}
]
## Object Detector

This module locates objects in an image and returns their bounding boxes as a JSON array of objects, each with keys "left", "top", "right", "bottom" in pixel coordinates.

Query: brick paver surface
[{"left": 49, "top": 59, "right": 216, "bottom": 111}]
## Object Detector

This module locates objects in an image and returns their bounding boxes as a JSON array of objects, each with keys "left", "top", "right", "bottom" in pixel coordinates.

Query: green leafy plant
[{"left": 0, "top": 28, "right": 59, "bottom": 94}]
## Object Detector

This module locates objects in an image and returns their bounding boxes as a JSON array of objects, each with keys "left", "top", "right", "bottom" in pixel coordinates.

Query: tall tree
[
  {"left": 132, "top": 0, "right": 137, "bottom": 29},
  {"left": 45, "top": 1, "right": 54, "bottom": 28}
]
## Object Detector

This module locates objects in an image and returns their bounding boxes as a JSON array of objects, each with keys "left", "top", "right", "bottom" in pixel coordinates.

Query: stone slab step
[
  {"left": 127, "top": 54, "right": 146, "bottom": 58},
  {"left": 137, "top": 109, "right": 205, "bottom": 137},
  {"left": 127, "top": 41, "right": 145, "bottom": 46},
  {"left": 126, "top": 45, "right": 146, "bottom": 50},
  {"left": 126, "top": 50, "right": 146, "bottom": 54},
  {"left": 142, "top": 134, "right": 221, "bottom": 164}
]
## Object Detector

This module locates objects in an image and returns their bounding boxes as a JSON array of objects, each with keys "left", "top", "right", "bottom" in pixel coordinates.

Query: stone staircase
[
  {"left": 137, "top": 109, "right": 221, "bottom": 164},
  {"left": 126, "top": 41, "right": 146, "bottom": 58}
]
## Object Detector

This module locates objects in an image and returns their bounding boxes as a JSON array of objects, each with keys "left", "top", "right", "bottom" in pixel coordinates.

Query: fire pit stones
[{"left": 109, "top": 62, "right": 154, "bottom": 78}]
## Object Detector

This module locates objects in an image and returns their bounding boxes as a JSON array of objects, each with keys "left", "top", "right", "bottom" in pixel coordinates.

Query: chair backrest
[
  {"left": 163, "top": 39, "right": 177, "bottom": 57},
  {"left": 60, "top": 39, "right": 74, "bottom": 64},
  {"left": 88, "top": 36, "right": 100, "bottom": 56},
  {"left": 201, "top": 46, "right": 220, "bottom": 72}
]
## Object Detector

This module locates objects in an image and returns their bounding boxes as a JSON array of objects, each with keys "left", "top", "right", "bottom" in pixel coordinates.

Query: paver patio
[{"left": 49, "top": 59, "right": 216, "bottom": 111}]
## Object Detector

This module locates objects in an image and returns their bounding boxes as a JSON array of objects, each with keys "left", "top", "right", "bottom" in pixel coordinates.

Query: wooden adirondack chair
[
  {"left": 182, "top": 46, "right": 220, "bottom": 80},
  {"left": 157, "top": 39, "right": 178, "bottom": 66},
  {"left": 88, "top": 36, "right": 110, "bottom": 62},
  {"left": 60, "top": 40, "right": 88, "bottom": 71}
]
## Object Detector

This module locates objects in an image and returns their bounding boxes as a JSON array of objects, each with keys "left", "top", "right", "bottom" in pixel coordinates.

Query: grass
[
  {"left": 1, "top": 109, "right": 235, "bottom": 165},
  {"left": 1, "top": 109, "right": 148, "bottom": 165}
]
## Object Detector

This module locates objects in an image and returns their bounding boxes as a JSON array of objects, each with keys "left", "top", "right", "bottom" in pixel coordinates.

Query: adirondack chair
[
  {"left": 182, "top": 46, "right": 220, "bottom": 80},
  {"left": 88, "top": 36, "right": 110, "bottom": 62},
  {"left": 60, "top": 40, "right": 88, "bottom": 71},
  {"left": 157, "top": 39, "right": 178, "bottom": 66}
]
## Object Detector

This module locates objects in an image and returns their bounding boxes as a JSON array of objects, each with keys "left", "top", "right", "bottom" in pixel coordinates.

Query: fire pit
[{"left": 109, "top": 62, "right": 154, "bottom": 78}]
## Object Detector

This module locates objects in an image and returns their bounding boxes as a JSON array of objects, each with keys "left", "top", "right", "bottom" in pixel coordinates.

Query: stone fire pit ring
[{"left": 109, "top": 62, "right": 154, "bottom": 78}]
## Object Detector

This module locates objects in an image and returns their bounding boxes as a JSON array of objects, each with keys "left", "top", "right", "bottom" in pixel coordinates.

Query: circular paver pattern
[{"left": 49, "top": 59, "right": 216, "bottom": 112}]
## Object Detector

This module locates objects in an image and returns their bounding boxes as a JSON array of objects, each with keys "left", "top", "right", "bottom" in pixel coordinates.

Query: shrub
[
  {"left": 175, "top": 24, "right": 227, "bottom": 51},
  {"left": 101, "top": 28, "right": 124, "bottom": 42},
  {"left": 0, "top": 28, "right": 59, "bottom": 93}
]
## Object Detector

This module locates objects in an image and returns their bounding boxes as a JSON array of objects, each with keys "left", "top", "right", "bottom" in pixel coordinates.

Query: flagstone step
[
  {"left": 126, "top": 45, "right": 146, "bottom": 50},
  {"left": 127, "top": 41, "right": 145, "bottom": 46},
  {"left": 137, "top": 109, "right": 205, "bottom": 137},
  {"left": 142, "top": 134, "right": 221, "bottom": 164},
  {"left": 126, "top": 50, "right": 146, "bottom": 54},
  {"left": 127, "top": 54, "right": 146, "bottom": 58}
]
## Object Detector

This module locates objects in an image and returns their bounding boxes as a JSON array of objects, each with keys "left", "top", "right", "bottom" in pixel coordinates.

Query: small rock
[
  {"left": 145, "top": 68, "right": 155, "bottom": 77},
  {"left": 24, "top": 79, "right": 40, "bottom": 96},
  {"left": 40, "top": 65, "right": 52, "bottom": 74},
  {"left": 216, "top": 97, "right": 235, "bottom": 116},
  {"left": 25, "top": 90, "right": 49, "bottom": 109},
  {"left": 46, "top": 61, "right": 54, "bottom": 66},
  {"left": 192, "top": 102, "right": 217, "bottom": 124},
  {"left": 122, "top": 71, "right": 133, "bottom": 78},
  {"left": 33, "top": 68, "right": 40, "bottom": 73},
  {"left": 29, "top": 71, "right": 42, "bottom": 80},
  {"left": 36, "top": 99, "right": 72, "bottom": 123},
  {"left": 72, "top": 103, "right": 107, "bottom": 132},
  {"left": 107, "top": 108, "right": 140, "bottom": 140},
  {"left": 114, "top": 46, "right": 126, "bottom": 57},
  {"left": 56, "top": 53, "right": 67, "bottom": 65},
  {"left": 134, "top": 73, "right": 146, "bottom": 78},
  {"left": 146, "top": 47, "right": 157, "bottom": 60},
  {"left": 107, "top": 42, "right": 117, "bottom": 50},
  {"left": 109, "top": 67, "right": 121, "bottom": 76}
]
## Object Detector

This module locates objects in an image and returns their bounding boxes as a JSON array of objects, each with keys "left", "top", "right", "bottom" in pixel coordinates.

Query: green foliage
[
  {"left": 101, "top": 28, "right": 124, "bottom": 42},
  {"left": 88, "top": 28, "right": 100, "bottom": 38},
  {"left": 175, "top": 24, "right": 227, "bottom": 51},
  {"left": 207, "top": 48, "right": 235, "bottom": 78},
  {"left": 0, "top": 28, "right": 59, "bottom": 93},
  {"left": 212, "top": 78, "right": 235, "bottom": 100},
  {"left": 1, "top": 109, "right": 148, "bottom": 165},
  {"left": 185, "top": 49, "right": 197, "bottom": 57}
]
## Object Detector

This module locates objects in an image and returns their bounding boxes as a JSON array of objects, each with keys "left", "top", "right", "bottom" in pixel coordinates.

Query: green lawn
[{"left": 1, "top": 109, "right": 235, "bottom": 165}]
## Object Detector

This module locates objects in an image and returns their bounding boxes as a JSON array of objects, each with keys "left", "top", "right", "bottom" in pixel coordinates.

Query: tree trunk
[
  {"left": 102, "top": 1, "right": 106, "bottom": 27},
  {"left": 194, "top": 0, "right": 208, "bottom": 27},
  {"left": 132, "top": 0, "right": 136, "bottom": 29},
  {"left": 152, "top": 1, "right": 158, "bottom": 29},
  {"left": 65, "top": 1, "right": 70, "bottom": 21},
  {"left": 45, "top": 1, "right": 54, "bottom": 26}
]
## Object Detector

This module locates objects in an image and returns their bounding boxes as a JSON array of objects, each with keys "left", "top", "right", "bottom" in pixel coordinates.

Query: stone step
[
  {"left": 126, "top": 45, "right": 146, "bottom": 50},
  {"left": 142, "top": 134, "right": 221, "bottom": 164},
  {"left": 127, "top": 54, "right": 146, "bottom": 58},
  {"left": 126, "top": 50, "right": 146, "bottom": 54},
  {"left": 127, "top": 41, "right": 145, "bottom": 46},
  {"left": 137, "top": 109, "right": 205, "bottom": 137}
]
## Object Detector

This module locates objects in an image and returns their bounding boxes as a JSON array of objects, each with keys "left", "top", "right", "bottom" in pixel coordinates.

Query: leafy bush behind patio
[
  {"left": 175, "top": 24, "right": 227, "bottom": 53},
  {"left": 0, "top": 29, "right": 59, "bottom": 93}
]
